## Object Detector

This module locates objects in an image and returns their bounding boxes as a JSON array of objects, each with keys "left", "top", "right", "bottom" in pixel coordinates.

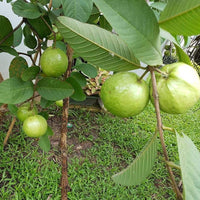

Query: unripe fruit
[
  {"left": 23, "top": 115, "right": 48, "bottom": 138},
  {"left": 150, "top": 62, "right": 200, "bottom": 114},
  {"left": 100, "top": 72, "right": 149, "bottom": 118},
  {"left": 17, "top": 103, "right": 38, "bottom": 122},
  {"left": 40, "top": 47, "right": 68, "bottom": 77}
]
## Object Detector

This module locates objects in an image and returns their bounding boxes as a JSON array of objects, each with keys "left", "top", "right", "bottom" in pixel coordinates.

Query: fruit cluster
[
  {"left": 17, "top": 103, "right": 47, "bottom": 137},
  {"left": 100, "top": 62, "right": 200, "bottom": 118}
]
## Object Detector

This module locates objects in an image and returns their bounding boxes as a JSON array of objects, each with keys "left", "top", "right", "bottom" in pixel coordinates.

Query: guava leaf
[
  {"left": 13, "top": 27, "right": 22, "bottom": 47},
  {"left": 99, "top": 15, "right": 112, "bottom": 32},
  {"left": 40, "top": 97, "right": 54, "bottom": 108},
  {"left": 37, "top": 77, "right": 74, "bottom": 101},
  {"left": 174, "top": 44, "right": 193, "bottom": 66},
  {"left": 70, "top": 72, "right": 87, "bottom": 87},
  {"left": 0, "top": 15, "right": 13, "bottom": 46},
  {"left": 0, "top": 46, "right": 18, "bottom": 56},
  {"left": 8, "top": 104, "right": 18, "bottom": 116},
  {"left": 66, "top": 77, "right": 86, "bottom": 101},
  {"left": 12, "top": 0, "right": 42, "bottom": 19},
  {"left": 46, "top": 126, "right": 54, "bottom": 136},
  {"left": 56, "top": 16, "right": 141, "bottom": 72},
  {"left": 176, "top": 131, "right": 200, "bottom": 199},
  {"left": 0, "top": 77, "right": 34, "bottom": 104},
  {"left": 21, "top": 66, "right": 40, "bottom": 81},
  {"left": 74, "top": 63, "right": 98, "bottom": 78},
  {"left": 9, "top": 56, "right": 28, "bottom": 78},
  {"left": 112, "top": 131, "right": 157, "bottom": 186},
  {"left": 38, "top": 133, "right": 51, "bottom": 152},
  {"left": 24, "top": 35, "right": 37, "bottom": 49},
  {"left": 27, "top": 15, "right": 52, "bottom": 39},
  {"left": 61, "top": 0, "right": 93, "bottom": 22},
  {"left": 93, "top": 0, "right": 162, "bottom": 66},
  {"left": 159, "top": 0, "right": 200, "bottom": 36}
]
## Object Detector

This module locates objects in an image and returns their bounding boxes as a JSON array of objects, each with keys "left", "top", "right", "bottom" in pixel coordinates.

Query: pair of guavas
[{"left": 100, "top": 62, "right": 200, "bottom": 118}]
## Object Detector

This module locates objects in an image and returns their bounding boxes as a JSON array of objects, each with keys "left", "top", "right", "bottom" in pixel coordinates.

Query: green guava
[
  {"left": 150, "top": 62, "right": 200, "bottom": 114},
  {"left": 100, "top": 72, "right": 149, "bottom": 118},
  {"left": 40, "top": 47, "right": 68, "bottom": 77}
]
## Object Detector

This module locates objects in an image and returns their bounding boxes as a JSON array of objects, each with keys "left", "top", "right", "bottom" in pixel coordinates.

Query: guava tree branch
[
  {"left": 3, "top": 117, "right": 16, "bottom": 148},
  {"left": 149, "top": 66, "right": 183, "bottom": 200},
  {"left": 60, "top": 45, "right": 73, "bottom": 200},
  {"left": 0, "top": 19, "right": 24, "bottom": 46}
]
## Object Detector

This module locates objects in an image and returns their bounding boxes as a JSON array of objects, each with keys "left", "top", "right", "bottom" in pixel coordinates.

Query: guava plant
[{"left": 0, "top": 0, "right": 200, "bottom": 200}]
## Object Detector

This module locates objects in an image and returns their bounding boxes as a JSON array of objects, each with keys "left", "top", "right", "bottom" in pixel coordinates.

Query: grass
[{"left": 1, "top": 101, "right": 200, "bottom": 199}]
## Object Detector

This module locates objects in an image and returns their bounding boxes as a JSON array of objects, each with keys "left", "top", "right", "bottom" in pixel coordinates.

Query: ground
[{"left": 1, "top": 101, "right": 200, "bottom": 199}]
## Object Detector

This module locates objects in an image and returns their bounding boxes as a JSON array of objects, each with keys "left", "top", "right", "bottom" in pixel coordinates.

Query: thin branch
[
  {"left": 3, "top": 117, "right": 16, "bottom": 147},
  {"left": 0, "top": 19, "right": 24, "bottom": 46},
  {"left": 138, "top": 68, "right": 149, "bottom": 81},
  {"left": 18, "top": 52, "right": 35, "bottom": 65},
  {"left": 149, "top": 66, "right": 183, "bottom": 200}
]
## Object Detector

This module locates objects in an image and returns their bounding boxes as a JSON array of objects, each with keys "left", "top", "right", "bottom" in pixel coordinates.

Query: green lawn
[{"left": 1, "top": 101, "right": 200, "bottom": 200}]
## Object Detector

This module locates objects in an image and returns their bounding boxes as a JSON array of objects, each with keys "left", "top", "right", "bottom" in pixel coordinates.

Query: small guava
[
  {"left": 100, "top": 72, "right": 149, "bottom": 118},
  {"left": 56, "top": 99, "right": 63, "bottom": 107},
  {"left": 40, "top": 47, "right": 68, "bottom": 77},
  {"left": 17, "top": 103, "right": 38, "bottom": 122},
  {"left": 23, "top": 115, "right": 48, "bottom": 138}
]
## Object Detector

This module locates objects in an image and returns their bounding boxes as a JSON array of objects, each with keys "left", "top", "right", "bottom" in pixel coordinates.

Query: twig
[
  {"left": 0, "top": 19, "right": 24, "bottom": 46},
  {"left": 3, "top": 117, "right": 16, "bottom": 147},
  {"left": 18, "top": 52, "right": 35, "bottom": 65},
  {"left": 138, "top": 68, "right": 149, "bottom": 81},
  {"left": 60, "top": 45, "right": 73, "bottom": 200},
  {"left": 149, "top": 66, "right": 183, "bottom": 200}
]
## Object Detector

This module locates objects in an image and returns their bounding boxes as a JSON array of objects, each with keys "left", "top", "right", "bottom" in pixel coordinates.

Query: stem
[
  {"left": 138, "top": 68, "right": 149, "bottom": 81},
  {"left": 18, "top": 52, "right": 35, "bottom": 65},
  {"left": 3, "top": 117, "right": 16, "bottom": 148},
  {"left": 149, "top": 66, "right": 183, "bottom": 200},
  {"left": 60, "top": 45, "right": 73, "bottom": 200},
  {"left": 0, "top": 19, "right": 24, "bottom": 46}
]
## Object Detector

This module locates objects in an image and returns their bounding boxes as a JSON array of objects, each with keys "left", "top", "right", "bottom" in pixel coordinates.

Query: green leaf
[
  {"left": 40, "top": 97, "right": 54, "bottom": 108},
  {"left": 55, "top": 41, "right": 66, "bottom": 53},
  {"left": 112, "top": 132, "right": 157, "bottom": 186},
  {"left": 74, "top": 63, "right": 97, "bottom": 78},
  {"left": 9, "top": 56, "right": 28, "bottom": 78},
  {"left": 23, "top": 25, "right": 32, "bottom": 38},
  {"left": 70, "top": 72, "right": 87, "bottom": 87},
  {"left": 38, "top": 133, "right": 51, "bottom": 152},
  {"left": 0, "top": 46, "right": 18, "bottom": 56},
  {"left": 12, "top": 0, "right": 42, "bottom": 19},
  {"left": 99, "top": 15, "right": 112, "bottom": 31},
  {"left": 61, "top": 0, "right": 93, "bottom": 22},
  {"left": 27, "top": 15, "right": 52, "bottom": 39},
  {"left": 93, "top": 0, "right": 162, "bottom": 66},
  {"left": 174, "top": 44, "right": 193, "bottom": 66},
  {"left": 24, "top": 35, "right": 37, "bottom": 49},
  {"left": 13, "top": 27, "right": 22, "bottom": 47},
  {"left": 0, "top": 15, "right": 13, "bottom": 46},
  {"left": 46, "top": 126, "right": 54, "bottom": 136},
  {"left": 159, "top": 1, "right": 200, "bottom": 36},
  {"left": 0, "top": 77, "right": 34, "bottom": 104},
  {"left": 56, "top": 16, "right": 140, "bottom": 72},
  {"left": 66, "top": 77, "right": 86, "bottom": 101},
  {"left": 52, "top": 0, "right": 62, "bottom": 8},
  {"left": 8, "top": 104, "right": 18, "bottom": 116},
  {"left": 21, "top": 66, "right": 40, "bottom": 81},
  {"left": 37, "top": 77, "right": 74, "bottom": 101},
  {"left": 176, "top": 131, "right": 200, "bottom": 199}
]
